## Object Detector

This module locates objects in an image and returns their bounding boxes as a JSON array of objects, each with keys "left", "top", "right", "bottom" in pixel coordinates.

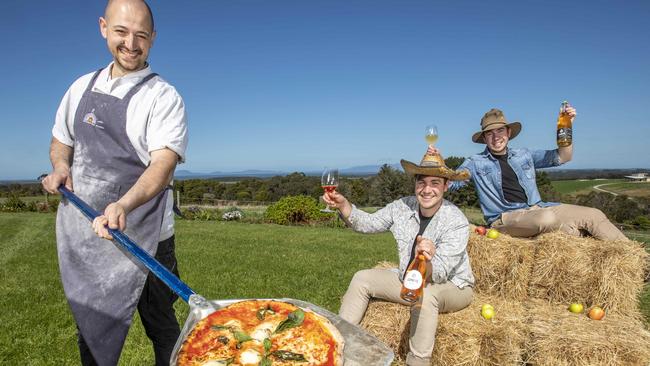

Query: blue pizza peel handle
[{"left": 58, "top": 185, "right": 200, "bottom": 304}]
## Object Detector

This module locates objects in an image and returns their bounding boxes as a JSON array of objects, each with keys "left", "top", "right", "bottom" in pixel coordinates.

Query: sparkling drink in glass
[
  {"left": 321, "top": 168, "right": 339, "bottom": 213},
  {"left": 425, "top": 125, "right": 438, "bottom": 145}
]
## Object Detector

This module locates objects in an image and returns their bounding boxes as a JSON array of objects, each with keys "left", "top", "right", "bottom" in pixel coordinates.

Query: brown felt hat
[
  {"left": 472, "top": 108, "right": 522, "bottom": 144},
  {"left": 400, "top": 152, "right": 470, "bottom": 181}
]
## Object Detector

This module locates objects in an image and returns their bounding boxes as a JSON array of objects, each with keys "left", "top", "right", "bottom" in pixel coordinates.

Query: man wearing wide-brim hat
[
  {"left": 435, "top": 106, "right": 628, "bottom": 241},
  {"left": 323, "top": 152, "right": 475, "bottom": 366}
]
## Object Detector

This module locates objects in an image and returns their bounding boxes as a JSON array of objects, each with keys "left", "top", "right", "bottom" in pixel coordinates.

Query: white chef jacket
[{"left": 52, "top": 62, "right": 188, "bottom": 241}]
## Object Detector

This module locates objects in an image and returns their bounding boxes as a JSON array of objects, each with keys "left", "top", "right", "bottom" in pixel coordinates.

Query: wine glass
[
  {"left": 425, "top": 125, "right": 438, "bottom": 146},
  {"left": 321, "top": 168, "right": 339, "bottom": 213}
]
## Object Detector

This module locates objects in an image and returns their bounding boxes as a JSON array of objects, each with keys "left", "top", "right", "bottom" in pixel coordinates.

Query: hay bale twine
[
  {"left": 359, "top": 293, "right": 527, "bottom": 365},
  {"left": 467, "top": 229, "right": 535, "bottom": 301},
  {"left": 529, "top": 232, "right": 648, "bottom": 316},
  {"left": 525, "top": 299, "right": 650, "bottom": 366}
]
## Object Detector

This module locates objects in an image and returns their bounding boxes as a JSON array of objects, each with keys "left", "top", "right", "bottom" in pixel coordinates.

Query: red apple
[
  {"left": 588, "top": 306, "right": 605, "bottom": 320},
  {"left": 475, "top": 226, "right": 487, "bottom": 236}
]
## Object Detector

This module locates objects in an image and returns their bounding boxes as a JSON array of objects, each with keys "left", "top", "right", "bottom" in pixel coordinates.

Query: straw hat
[
  {"left": 400, "top": 152, "right": 470, "bottom": 181},
  {"left": 472, "top": 108, "right": 522, "bottom": 144}
]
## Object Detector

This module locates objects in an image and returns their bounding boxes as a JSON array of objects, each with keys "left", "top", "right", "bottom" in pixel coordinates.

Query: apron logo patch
[{"left": 83, "top": 110, "right": 104, "bottom": 129}]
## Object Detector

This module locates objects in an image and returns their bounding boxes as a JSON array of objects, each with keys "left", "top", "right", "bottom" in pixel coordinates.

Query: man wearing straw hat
[
  {"left": 433, "top": 107, "right": 628, "bottom": 241},
  {"left": 323, "top": 152, "right": 475, "bottom": 366}
]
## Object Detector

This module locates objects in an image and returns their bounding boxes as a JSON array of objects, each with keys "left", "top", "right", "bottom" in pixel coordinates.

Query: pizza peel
[{"left": 59, "top": 186, "right": 394, "bottom": 365}]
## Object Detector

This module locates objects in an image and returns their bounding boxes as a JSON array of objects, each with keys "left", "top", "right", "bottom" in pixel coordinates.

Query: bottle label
[
  {"left": 403, "top": 270, "right": 423, "bottom": 290},
  {"left": 557, "top": 127, "right": 572, "bottom": 142}
]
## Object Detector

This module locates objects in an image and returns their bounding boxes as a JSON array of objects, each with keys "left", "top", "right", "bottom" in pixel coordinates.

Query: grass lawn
[
  {"left": 551, "top": 179, "right": 622, "bottom": 196},
  {"left": 0, "top": 212, "right": 397, "bottom": 365},
  {"left": 1, "top": 212, "right": 648, "bottom": 364}
]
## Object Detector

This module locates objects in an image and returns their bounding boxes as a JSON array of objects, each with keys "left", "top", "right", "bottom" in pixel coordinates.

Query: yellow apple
[
  {"left": 481, "top": 306, "right": 495, "bottom": 320},
  {"left": 568, "top": 303, "right": 584, "bottom": 313},
  {"left": 486, "top": 229, "right": 499, "bottom": 239},
  {"left": 481, "top": 303, "right": 494, "bottom": 312}
]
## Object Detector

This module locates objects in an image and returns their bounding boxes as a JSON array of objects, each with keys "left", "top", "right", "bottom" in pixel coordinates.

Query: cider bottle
[
  {"left": 556, "top": 101, "right": 572, "bottom": 147},
  {"left": 400, "top": 254, "right": 427, "bottom": 303}
]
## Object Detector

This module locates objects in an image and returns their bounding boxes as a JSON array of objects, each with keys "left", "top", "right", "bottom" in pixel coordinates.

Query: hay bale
[
  {"left": 432, "top": 294, "right": 528, "bottom": 366},
  {"left": 467, "top": 230, "right": 536, "bottom": 301},
  {"left": 529, "top": 232, "right": 648, "bottom": 316},
  {"left": 359, "top": 294, "right": 527, "bottom": 365},
  {"left": 359, "top": 300, "right": 411, "bottom": 359},
  {"left": 525, "top": 299, "right": 650, "bottom": 366}
]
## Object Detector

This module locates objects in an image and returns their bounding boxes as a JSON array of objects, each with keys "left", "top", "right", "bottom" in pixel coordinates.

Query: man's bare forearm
[
  {"left": 42, "top": 138, "right": 75, "bottom": 193},
  {"left": 117, "top": 148, "right": 178, "bottom": 214},
  {"left": 558, "top": 144, "right": 573, "bottom": 164},
  {"left": 50, "top": 138, "right": 73, "bottom": 173}
]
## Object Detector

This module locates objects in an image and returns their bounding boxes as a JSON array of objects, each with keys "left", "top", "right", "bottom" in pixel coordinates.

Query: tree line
[
  {"left": 2, "top": 157, "right": 649, "bottom": 230},
  {"left": 173, "top": 156, "right": 554, "bottom": 210}
]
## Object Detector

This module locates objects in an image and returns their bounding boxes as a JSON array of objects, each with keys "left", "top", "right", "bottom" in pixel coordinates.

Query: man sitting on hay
[
  {"left": 322, "top": 151, "right": 475, "bottom": 366},
  {"left": 432, "top": 106, "right": 629, "bottom": 241}
]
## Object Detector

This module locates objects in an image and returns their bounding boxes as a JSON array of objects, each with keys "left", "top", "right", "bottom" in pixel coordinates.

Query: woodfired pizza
[{"left": 177, "top": 300, "right": 344, "bottom": 366}]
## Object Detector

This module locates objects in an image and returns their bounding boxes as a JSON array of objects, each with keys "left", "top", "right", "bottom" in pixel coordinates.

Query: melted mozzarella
[
  {"left": 239, "top": 349, "right": 262, "bottom": 364},
  {"left": 250, "top": 321, "right": 275, "bottom": 342},
  {"left": 223, "top": 319, "right": 242, "bottom": 328}
]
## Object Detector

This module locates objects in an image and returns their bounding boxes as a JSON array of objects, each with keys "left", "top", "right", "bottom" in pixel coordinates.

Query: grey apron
[{"left": 56, "top": 69, "right": 168, "bottom": 366}]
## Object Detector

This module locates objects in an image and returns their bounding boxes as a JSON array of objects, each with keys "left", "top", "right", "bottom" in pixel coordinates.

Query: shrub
[
  {"left": 264, "top": 195, "right": 322, "bottom": 225},
  {"left": 46, "top": 198, "right": 60, "bottom": 212},
  {"left": 625, "top": 215, "right": 650, "bottom": 231},
  {"left": 180, "top": 206, "right": 221, "bottom": 221},
  {"left": 26, "top": 201, "right": 38, "bottom": 212},
  {"left": 2, "top": 194, "right": 26, "bottom": 212}
]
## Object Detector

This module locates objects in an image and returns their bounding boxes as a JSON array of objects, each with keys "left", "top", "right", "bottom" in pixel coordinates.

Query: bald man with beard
[{"left": 41, "top": 1, "right": 188, "bottom": 364}]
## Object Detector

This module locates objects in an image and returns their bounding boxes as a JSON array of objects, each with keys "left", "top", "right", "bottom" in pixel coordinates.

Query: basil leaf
[
  {"left": 214, "top": 358, "right": 234, "bottom": 365},
  {"left": 257, "top": 305, "right": 277, "bottom": 321},
  {"left": 263, "top": 338, "right": 272, "bottom": 353},
  {"left": 259, "top": 357, "right": 272, "bottom": 366},
  {"left": 256, "top": 308, "right": 265, "bottom": 321},
  {"left": 211, "top": 325, "right": 229, "bottom": 331},
  {"left": 273, "top": 309, "right": 305, "bottom": 334},
  {"left": 272, "top": 350, "right": 306, "bottom": 361},
  {"left": 233, "top": 330, "right": 253, "bottom": 343}
]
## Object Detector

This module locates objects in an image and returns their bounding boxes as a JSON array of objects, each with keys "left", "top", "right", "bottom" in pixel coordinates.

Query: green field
[
  {"left": 599, "top": 182, "right": 650, "bottom": 197},
  {"left": 550, "top": 179, "right": 622, "bottom": 195},
  {"left": 551, "top": 179, "right": 650, "bottom": 198},
  {"left": 1, "top": 212, "right": 648, "bottom": 365},
  {"left": 0, "top": 212, "right": 396, "bottom": 365}
]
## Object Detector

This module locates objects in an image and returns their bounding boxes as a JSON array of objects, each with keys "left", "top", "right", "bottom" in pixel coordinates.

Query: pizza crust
[{"left": 304, "top": 307, "right": 345, "bottom": 366}]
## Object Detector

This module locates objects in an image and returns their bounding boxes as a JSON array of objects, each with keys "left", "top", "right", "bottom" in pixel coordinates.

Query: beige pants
[
  {"left": 339, "top": 269, "right": 473, "bottom": 366},
  {"left": 491, "top": 203, "right": 629, "bottom": 241}
]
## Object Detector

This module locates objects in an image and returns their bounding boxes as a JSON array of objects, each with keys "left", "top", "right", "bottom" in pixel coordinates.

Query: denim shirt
[
  {"left": 450, "top": 147, "right": 563, "bottom": 225},
  {"left": 346, "top": 197, "right": 474, "bottom": 289}
]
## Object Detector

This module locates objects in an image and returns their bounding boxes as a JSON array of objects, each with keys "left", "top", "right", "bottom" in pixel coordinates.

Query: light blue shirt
[{"left": 450, "top": 147, "right": 563, "bottom": 225}]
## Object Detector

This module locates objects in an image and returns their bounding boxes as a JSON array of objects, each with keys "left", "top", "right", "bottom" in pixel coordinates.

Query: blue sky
[{"left": 1, "top": 0, "right": 649, "bottom": 180}]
